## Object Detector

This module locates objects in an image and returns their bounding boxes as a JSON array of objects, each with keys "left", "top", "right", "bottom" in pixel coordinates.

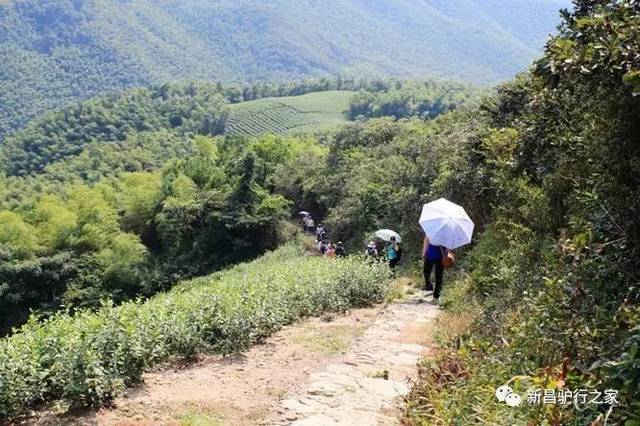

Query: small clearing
[{"left": 225, "top": 91, "right": 354, "bottom": 137}]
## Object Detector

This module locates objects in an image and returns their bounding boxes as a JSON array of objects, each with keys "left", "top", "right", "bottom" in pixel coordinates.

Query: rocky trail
[
  {"left": 269, "top": 290, "right": 439, "bottom": 425},
  {"left": 28, "top": 280, "right": 439, "bottom": 426}
]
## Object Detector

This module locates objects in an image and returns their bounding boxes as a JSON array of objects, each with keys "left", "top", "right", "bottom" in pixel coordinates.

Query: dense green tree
[{"left": 347, "top": 80, "right": 479, "bottom": 120}]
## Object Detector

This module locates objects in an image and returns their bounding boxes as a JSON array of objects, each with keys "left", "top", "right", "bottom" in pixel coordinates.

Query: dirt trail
[
  {"left": 29, "top": 281, "right": 438, "bottom": 426},
  {"left": 269, "top": 291, "right": 438, "bottom": 425}
]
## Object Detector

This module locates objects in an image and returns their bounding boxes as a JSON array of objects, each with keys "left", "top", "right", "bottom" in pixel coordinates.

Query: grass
[
  {"left": 402, "top": 272, "right": 544, "bottom": 425},
  {"left": 368, "top": 370, "right": 390, "bottom": 380},
  {"left": 180, "top": 411, "right": 223, "bottom": 426},
  {"left": 384, "top": 275, "right": 420, "bottom": 304},
  {"left": 294, "top": 323, "right": 367, "bottom": 354},
  {"left": 225, "top": 91, "right": 354, "bottom": 137}
]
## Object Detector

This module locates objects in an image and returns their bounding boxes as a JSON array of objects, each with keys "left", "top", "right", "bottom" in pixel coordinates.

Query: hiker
[
  {"left": 423, "top": 235, "right": 447, "bottom": 304},
  {"left": 316, "top": 224, "right": 324, "bottom": 242},
  {"left": 365, "top": 241, "right": 378, "bottom": 260},
  {"left": 387, "top": 236, "right": 401, "bottom": 274},
  {"left": 306, "top": 216, "right": 315, "bottom": 234},
  {"left": 318, "top": 239, "right": 328, "bottom": 255},
  {"left": 326, "top": 242, "right": 336, "bottom": 258},
  {"left": 302, "top": 215, "right": 310, "bottom": 232},
  {"left": 335, "top": 241, "right": 346, "bottom": 258}
]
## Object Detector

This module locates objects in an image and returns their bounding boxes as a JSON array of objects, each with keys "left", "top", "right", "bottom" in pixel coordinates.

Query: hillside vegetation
[
  {"left": 293, "top": 1, "right": 639, "bottom": 423},
  {"left": 0, "top": 83, "right": 229, "bottom": 177},
  {"left": 0, "top": 77, "right": 472, "bottom": 335},
  {"left": 0, "top": 243, "right": 390, "bottom": 417},
  {"left": 0, "top": 79, "right": 474, "bottom": 178},
  {"left": 0, "top": 0, "right": 567, "bottom": 137},
  {"left": 0, "top": 131, "right": 325, "bottom": 334},
  {"left": 225, "top": 91, "right": 353, "bottom": 136}
]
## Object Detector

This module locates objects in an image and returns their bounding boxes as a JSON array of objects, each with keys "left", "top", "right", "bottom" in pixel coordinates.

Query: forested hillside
[{"left": 0, "top": 0, "right": 566, "bottom": 137}]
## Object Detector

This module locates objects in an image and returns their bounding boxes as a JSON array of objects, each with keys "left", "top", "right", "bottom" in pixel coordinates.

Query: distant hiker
[
  {"left": 316, "top": 224, "right": 325, "bottom": 242},
  {"left": 365, "top": 241, "right": 378, "bottom": 259},
  {"left": 335, "top": 241, "right": 346, "bottom": 258},
  {"left": 302, "top": 215, "right": 310, "bottom": 232},
  {"left": 423, "top": 235, "right": 447, "bottom": 304},
  {"left": 318, "top": 239, "right": 327, "bottom": 255},
  {"left": 326, "top": 242, "right": 336, "bottom": 258},
  {"left": 387, "top": 236, "right": 401, "bottom": 274},
  {"left": 306, "top": 217, "right": 315, "bottom": 234}
]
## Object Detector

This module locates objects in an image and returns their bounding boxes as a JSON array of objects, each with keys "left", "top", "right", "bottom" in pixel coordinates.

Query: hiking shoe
[{"left": 433, "top": 298, "right": 440, "bottom": 306}]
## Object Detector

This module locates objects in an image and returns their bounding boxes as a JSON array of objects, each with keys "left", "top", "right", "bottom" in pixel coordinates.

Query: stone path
[{"left": 269, "top": 292, "right": 439, "bottom": 425}]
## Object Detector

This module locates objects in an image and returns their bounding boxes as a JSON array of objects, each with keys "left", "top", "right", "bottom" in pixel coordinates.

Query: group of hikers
[
  {"left": 364, "top": 237, "right": 401, "bottom": 272},
  {"left": 366, "top": 235, "right": 449, "bottom": 304},
  {"left": 301, "top": 212, "right": 449, "bottom": 304},
  {"left": 300, "top": 198, "right": 475, "bottom": 304},
  {"left": 301, "top": 214, "right": 346, "bottom": 258}
]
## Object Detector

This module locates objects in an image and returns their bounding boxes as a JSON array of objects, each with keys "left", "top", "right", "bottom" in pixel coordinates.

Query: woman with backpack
[
  {"left": 387, "top": 236, "right": 401, "bottom": 275},
  {"left": 422, "top": 235, "right": 449, "bottom": 304},
  {"left": 318, "top": 239, "right": 327, "bottom": 255}
]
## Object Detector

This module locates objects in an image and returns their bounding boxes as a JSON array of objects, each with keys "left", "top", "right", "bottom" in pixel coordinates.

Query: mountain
[{"left": 0, "top": 0, "right": 568, "bottom": 138}]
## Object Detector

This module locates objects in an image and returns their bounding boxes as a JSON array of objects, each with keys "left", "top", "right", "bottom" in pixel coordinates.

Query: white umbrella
[
  {"left": 298, "top": 211, "right": 311, "bottom": 216},
  {"left": 419, "top": 198, "right": 474, "bottom": 249},
  {"left": 374, "top": 229, "right": 402, "bottom": 243}
]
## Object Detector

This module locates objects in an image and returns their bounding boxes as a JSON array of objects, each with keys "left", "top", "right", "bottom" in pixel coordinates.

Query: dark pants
[
  {"left": 389, "top": 258, "right": 399, "bottom": 276},
  {"left": 423, "top": 259, "right": 444, "bottom": 299}
]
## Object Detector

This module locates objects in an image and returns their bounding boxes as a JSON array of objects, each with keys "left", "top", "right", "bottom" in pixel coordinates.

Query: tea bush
[{"left": 0, "top": 244, "right": 390, "bottom": 418}]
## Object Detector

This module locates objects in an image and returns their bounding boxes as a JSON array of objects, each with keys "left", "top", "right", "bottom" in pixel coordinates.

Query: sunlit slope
[
  {"left": 0, "top": 0, "right": 568, "bottom": 137},
  {"left": 225, "top": 91, "right": 354, "bottom": 136}
]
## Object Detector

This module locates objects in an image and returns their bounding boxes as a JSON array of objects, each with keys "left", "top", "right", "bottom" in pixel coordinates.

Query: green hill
[
  {"left": 225, "top": 91, "right": 354, "bottom": 137},
  {"left": 0, "top": 0, "right": 568, "bottom": 138}
]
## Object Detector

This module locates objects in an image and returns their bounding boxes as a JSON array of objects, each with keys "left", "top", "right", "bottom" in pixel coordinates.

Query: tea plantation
[
  {"left": 225, "top": 91, "right": 354, "bottom": 136},
  {"left": 0, "top": 244, "right": 390, "bottom": 417}
]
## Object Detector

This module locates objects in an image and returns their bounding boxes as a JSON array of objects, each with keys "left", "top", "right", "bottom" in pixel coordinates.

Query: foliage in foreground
[
  {"left": 0, "top": 244, "right": 390, "bottom": 418},
  {"left": 398, "top": 1, "right": 640, "bottom": 424}
]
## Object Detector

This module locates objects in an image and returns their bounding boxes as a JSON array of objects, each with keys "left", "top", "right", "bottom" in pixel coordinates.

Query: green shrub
[{"left": 0, "top": 245, "right": 390, "bottom": 418}]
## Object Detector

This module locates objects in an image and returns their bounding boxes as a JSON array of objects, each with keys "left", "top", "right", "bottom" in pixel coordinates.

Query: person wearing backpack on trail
[
  {"left": 387, "top": 236, "right": 401, "bottom": 275},
  {"left": 316, "top": 224, "right": 324, "bottom": 243},
  {"left": 318, "top": 239, "right": 328, "bottom": 255},
  {"left": 423, "top": 235, "right": 448, "bottom": 304},
  {"left": 326, "top": 242, "right": 336, "bottom": 258},
  {"left": 306, "top": 217, "right": 315, "bottom": 234},
  {"left": 365, "top": 241, "right": 378, "bottom": 260},
  {"left": 335, "top": 241, "right": 346, "bottom": 258}
]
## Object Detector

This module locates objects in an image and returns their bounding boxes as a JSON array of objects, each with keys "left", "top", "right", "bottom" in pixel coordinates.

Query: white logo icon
[{"left": 495, "top": 384, "right": 522, "bottom": 407}]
